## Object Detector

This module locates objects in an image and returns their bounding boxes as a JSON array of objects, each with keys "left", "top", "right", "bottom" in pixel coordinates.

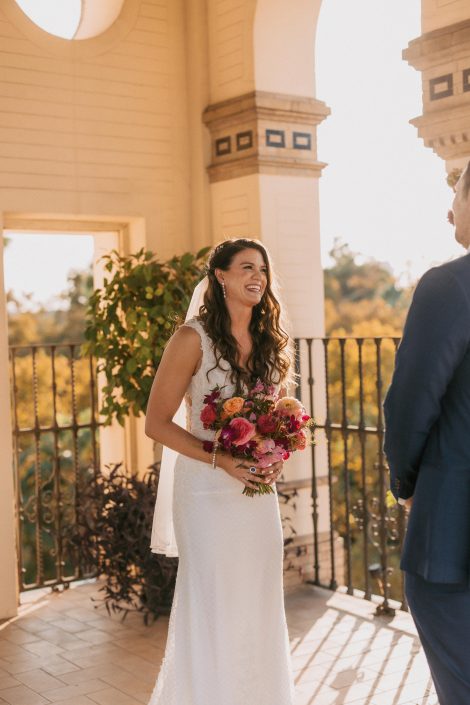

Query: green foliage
[
  {"left": 68, "top": 463, "right": 177, "bottom": 622},
  {"left": 82, "top": 247, "right": 210, "bottom": 425}
]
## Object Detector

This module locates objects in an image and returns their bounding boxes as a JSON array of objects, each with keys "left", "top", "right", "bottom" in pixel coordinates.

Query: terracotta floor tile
[
  {"left": 13, "top": 669, "right": 64, "bottom": 693},
  {"left": 0, "top": 580, "right": 440, "bottom": 705},
  {"left": 45, "top": 698, "right": 98, "bottom": 705},
  {"left": 44, "top": 679, "right": 109, "bottom": 702},
  {"left": 0, "top": 674, "right": 21, "bottom": 690},
  {"left": 0, "top": 684, "right": 49, "bottom": 705},
  {"left": 88, "top": 687, "right": 147, "bottom": 705}
]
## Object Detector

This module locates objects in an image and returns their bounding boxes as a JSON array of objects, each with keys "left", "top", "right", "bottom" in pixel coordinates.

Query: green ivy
[{"left": 82, "top": 247, "right": 210, "bottom": 425}]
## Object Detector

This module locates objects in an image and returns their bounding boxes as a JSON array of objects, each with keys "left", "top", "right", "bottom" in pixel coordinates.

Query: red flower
[
  {"left": 201, "top": 405, "right": 217, "bottom": 426},
  {"left": 203, "top": 389, "right": 221, "bottom": 404},
  {"left": 257, "top": 414, "right": 277, "bottom": 434}
]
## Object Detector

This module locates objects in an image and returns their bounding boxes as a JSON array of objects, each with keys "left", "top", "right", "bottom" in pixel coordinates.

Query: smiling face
[
  {"left": 449, "top": 163, "right": 470, "bottom": 249},
  {"left": 215, "top": 248, "right": 268, "bottom": 307}
]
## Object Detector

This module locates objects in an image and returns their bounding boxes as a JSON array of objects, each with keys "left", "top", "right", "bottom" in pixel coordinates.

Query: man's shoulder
[
  {"left": 427, "top": 253, "right": 470, "bottom": 280},
  {"left": 418, "top": 254, "right": 470, "bottom": 291}
]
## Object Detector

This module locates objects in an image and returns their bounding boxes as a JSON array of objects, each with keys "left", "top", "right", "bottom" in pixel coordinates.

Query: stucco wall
[{"left": 0, "top": 0, "right": 192, "bottom": 257}]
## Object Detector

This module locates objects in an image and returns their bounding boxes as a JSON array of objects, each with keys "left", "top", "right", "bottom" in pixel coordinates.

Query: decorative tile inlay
[
  {"left": 403, "top": 20, "right": 470, "bottom": 161},
  {"left": 463, "top": 68, "right": 470, "bottom": 93},
  {"left": 429, "top": 74, "right": 453, "bottom": 100},
  {"left": 236, "top": 130, "right": 253, "bottom": 151},
  {"left": 215, "top": 136, "right": 231, "bottom": 156},
  {"left": 203, "top": 91, "right": 330, "bottom": 181},
  {"left": 266, "top": 129, "right": 285, "bottom": 148},
  {"left": 293, "top": 132, "right": 312, "bottom": 150}
]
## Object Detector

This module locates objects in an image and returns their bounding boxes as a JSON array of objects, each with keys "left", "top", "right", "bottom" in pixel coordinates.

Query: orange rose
[
  {"left": 292, "top": 430, "right": 307, "bottom": 450},
  {"left": 222, "top": 396, "right": 245, "bottom": 416}
]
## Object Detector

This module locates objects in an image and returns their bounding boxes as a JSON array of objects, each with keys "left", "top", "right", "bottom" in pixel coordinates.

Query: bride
[{"left": 145, "top": 238, "right": 296, "bottom": 705}]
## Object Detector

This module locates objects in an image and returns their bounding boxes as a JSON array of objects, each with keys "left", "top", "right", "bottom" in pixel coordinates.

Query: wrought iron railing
[
  {"left": 9, "top": 343, "right": 100, "bottom": 591},
  {"left": 294, "top": 336, "right": 406, "bottom": 615},
  {"left": 9, "top": 335, "right": 406, "bottom": 610}
]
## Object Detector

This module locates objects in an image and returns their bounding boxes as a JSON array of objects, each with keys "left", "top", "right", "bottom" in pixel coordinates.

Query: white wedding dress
[{"left": 148, "top": 317, "right": 295, "bottom": 705}]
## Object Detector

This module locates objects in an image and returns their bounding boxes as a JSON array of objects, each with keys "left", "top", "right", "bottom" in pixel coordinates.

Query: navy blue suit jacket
[{"left": 384, "top": 254, "right": 470, "bottom": 583}]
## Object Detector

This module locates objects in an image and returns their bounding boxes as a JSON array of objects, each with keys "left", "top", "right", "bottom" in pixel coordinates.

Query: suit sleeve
[{"left": 384, "top": 267, "right": 470, "bottom": 499}]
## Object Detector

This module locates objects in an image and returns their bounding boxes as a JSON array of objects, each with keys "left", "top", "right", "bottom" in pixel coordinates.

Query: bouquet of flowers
[{"left": 201, "top": 379, "right": 314, "bottom": 496}]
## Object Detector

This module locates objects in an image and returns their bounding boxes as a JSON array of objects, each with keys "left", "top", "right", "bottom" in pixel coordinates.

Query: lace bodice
[{"left": 183, "top": 317, "right": 237, "bottom": 442}]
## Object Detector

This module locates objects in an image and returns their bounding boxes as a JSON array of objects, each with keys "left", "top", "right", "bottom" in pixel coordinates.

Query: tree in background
[
  {"left": 7, "top": 269, "right": 93, "bottom": 346},
  {"left": 322, "top": 240, "right": 416, "bottom": 601},
  {"left": 324, "top": 239, "right": 413, "bottom": 336}
]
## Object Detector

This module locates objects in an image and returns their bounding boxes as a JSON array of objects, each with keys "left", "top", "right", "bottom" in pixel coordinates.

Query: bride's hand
[
  {"left": 217, "top": 454, "right": 274, "bottom": 490},
  {"left": 264, "top": 461, "right": 284, "bottom": 485}
]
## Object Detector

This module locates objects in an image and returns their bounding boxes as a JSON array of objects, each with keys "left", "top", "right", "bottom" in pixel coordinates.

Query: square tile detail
[
  {"left": 266, "top": 129, "right": 285, "bottom": 148},
  {"left": 429, "top": 74, "right": 453, "bottom": 101},
  {"left": 236, "top": 130, "right": 253, "bottom": 151},
  {"left": 215, "top": 136, "right": 231, "bottom": 156},
  {"left": 463, "top": 68, "right": 470, "bottom": 93},
  {"left": 293, "top": 132, "right": 312, "bottom": 150}
]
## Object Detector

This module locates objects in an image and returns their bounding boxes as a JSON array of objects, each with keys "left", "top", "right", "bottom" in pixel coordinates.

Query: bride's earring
[{"left": 221, "top": 281, "right": 226, "bottom": 299}]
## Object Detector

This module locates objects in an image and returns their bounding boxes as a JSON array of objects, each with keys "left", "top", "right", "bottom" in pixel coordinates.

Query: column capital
[{"left": 202, "top": 91, "right": 330, "bottom": 183}]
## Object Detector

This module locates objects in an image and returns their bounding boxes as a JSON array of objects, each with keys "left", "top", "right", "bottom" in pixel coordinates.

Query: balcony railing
[
  {"left": 9, "top": 343, "right": 100, "bottom": 591},
  {"left": 9, "top": 336, "right": 405, "bottom": 611},
  {"left": 294, "top": 336, "right": 406, "bottom": 614}
]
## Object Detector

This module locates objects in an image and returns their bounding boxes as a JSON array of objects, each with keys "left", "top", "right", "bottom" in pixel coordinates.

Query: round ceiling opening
[{"left": 15, "top": 0, "right": 126, "bottom": 40}]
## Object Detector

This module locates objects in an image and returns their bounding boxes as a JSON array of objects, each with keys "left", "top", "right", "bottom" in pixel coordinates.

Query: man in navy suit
[{"left": 384, "top": 162, "right": 470, "bottom": 705}]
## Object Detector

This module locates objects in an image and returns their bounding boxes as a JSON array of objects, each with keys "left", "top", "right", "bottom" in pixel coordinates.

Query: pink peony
[
  {"left": 255, "top": 438, "right": 276, "bottom": 455},
  {"left": 255, "top": 446, "right": 286, "bottom": 468},
  {"left": 257, "top": 413, "right": 278, "bottom": 434},
  {"left": 275, "top": 397, "right": 304, "bottom": 419},
  {"left": 200, "top": 405, "right": 217, "bottom": 426},
  {"left": 228, "top": 417, "right": 257, "bottom": 446}
]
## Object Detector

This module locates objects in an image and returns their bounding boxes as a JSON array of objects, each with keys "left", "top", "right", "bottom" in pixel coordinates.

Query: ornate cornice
[
  {"left": 404, "top": 19, "right": 470, "bottom": 69},
  {"left": 404, "top": 20, "right": 470, "bottom": 161},
  {"left": 202, "top": 91, "right": 330, "bottom": 182}
]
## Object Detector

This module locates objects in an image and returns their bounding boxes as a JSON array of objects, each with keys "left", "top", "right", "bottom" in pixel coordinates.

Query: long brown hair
[{"left": 198, "top": 238, "right": 294, "bottom": 392}]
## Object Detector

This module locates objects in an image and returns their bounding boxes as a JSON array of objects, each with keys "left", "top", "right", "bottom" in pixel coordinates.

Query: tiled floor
[{"left": 0, "top": 580, "right": 436, "bottom": 705}]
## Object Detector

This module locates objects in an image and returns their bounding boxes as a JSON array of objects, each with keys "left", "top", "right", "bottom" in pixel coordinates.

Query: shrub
[
  {"left": 83, "top": 247, "right": 210, "bottom": 425},
  {"left": 72, "top": 462, "right": 177, "bottom": 623}
]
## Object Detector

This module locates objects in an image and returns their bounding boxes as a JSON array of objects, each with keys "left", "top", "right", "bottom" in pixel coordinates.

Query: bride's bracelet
[{"left": 211, "top": 441, "right": 219, "bottom": 469}]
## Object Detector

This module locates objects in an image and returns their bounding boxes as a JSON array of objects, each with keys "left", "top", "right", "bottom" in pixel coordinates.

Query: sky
[
  {"left": 14, "top": 0, "right": 81, "bottom": 39},
  {"left": 3, "top": 0, "right": 465, "bottom": 310},
  {"left": 4, "top": 235, "right": 94, "bottom": 311},
  {"left": 316, "top": 0, "right": 462, "bottom": 282}
]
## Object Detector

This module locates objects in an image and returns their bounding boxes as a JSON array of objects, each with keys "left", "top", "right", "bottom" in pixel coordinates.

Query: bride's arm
[
  {"left": 145, "top": 326, "right": 211, "bottom": 464},
  {"left": 145, "top": 326, "right": 274, "bottom": 487}
]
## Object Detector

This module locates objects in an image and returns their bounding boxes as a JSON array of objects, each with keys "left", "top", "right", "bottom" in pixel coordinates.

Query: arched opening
[
  {"left": 253, "top": 0, "right": 321, "bottom": 97},
  {"left": 14, "top": 0, "right": 126, "bottom": 40}
]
